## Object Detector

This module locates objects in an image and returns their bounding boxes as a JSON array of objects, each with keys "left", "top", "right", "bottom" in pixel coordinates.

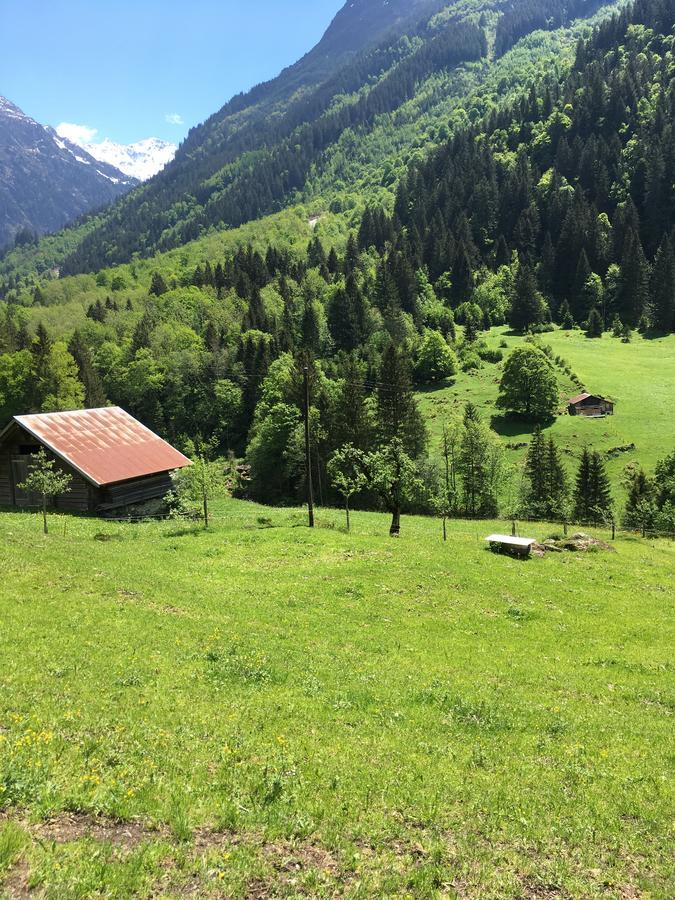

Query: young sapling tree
[
  {"left": 175, "top": 439, "right": 225, "bottom": 529},
  {"left": 327, "top": 444, "right": 368, "bottom": 532},
  {"left": 18, "top": 448, "right": 72, "bottom": 535}
]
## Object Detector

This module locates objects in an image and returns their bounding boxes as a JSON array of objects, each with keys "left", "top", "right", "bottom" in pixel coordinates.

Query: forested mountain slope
[
  {"left": 0, "top": 0, "right": 618, "bottom": 279},
  {"left": 379, "top": 0, "right": 675, "bottom": 331}
]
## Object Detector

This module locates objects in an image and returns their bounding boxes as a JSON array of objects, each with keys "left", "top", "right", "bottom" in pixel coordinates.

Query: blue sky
[{"left": 0, "top": 0, "right": 344, "bottom": 146}]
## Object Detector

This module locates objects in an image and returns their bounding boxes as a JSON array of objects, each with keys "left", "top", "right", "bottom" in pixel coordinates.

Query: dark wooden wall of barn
[
  {"left": 0, "top": 441, "right": 11, "bottom": 506},
  {"left": 0, "top": 422, "right": 97, "bottom": 511},
  {"left": 100, "top": 473, "right": 174, "bottom": 511}
]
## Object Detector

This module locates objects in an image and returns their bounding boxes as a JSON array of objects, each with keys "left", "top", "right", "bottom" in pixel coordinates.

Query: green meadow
[
  {"left": 418, "top": 328, "right": 675, "bottom": 501},
  {"left": 1, "top": 500, "right": 673, "bottom": 898}
]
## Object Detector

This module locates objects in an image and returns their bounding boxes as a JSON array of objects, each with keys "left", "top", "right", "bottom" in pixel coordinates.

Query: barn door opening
[{"left": 11, "top": 455, "right": 39, "bottom": 507}]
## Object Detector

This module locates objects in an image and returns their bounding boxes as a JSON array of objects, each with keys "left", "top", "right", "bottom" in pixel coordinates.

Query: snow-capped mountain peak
[
  {"left": 55, "top": 125, "right": 176, "bottom": 181},
  {"left": 0, "top": 95, "right": 136, "bottom": 247}
]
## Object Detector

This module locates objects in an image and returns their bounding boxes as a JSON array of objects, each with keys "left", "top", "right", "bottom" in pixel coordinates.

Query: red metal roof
[
  {"left": 12, "top": 408, "right": 192, "bottom": 487},
  {"left": 568, "top": 392, "right": 591, "bottom": 405}
]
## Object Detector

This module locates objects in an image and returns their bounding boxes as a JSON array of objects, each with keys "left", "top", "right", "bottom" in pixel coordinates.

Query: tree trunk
[
  {"left": 389, "top": 507, "right": 401, "bottom": 536},
  {"left": 443, "top": 515, "right": 447, "bottom": 542},
  {"left": 345, "top": 498, "right": 350, "bottom": 533},
  {"left": 203, "top": 496, "right": 209, "bottom": 529},
  {"left": 42, "top": 495, "right": 48, "bottom": 535}
]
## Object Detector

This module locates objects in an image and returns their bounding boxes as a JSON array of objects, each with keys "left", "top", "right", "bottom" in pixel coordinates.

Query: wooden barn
[
  {"left": 568, "top": 393, "right": 614, "bottom": 417},
  {"left": 0, "top": 407, "right": 191, "bottom": 514}
]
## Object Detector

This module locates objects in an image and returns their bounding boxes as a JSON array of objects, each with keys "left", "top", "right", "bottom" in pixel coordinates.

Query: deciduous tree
[
  {"left": 19, "top": 448, "right": 72, "bottom": 535},
  {"left": 497, "top": 345, "right": 558, "bottom": 422}
]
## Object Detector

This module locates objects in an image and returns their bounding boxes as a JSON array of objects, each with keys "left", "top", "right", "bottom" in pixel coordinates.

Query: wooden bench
[{"left": 485, "top": 534, "right": 537, "bottom": 558}]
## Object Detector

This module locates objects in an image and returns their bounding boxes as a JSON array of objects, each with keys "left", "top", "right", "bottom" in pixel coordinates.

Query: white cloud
[
  {"left": 165, "top": 113, "right": 184, "bottom": 126},
  {"left": 56, "top": 122, "right": 99, "bottom": 145}
]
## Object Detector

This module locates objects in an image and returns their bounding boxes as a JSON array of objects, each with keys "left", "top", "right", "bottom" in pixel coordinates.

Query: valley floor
[{"left": 0, "top": 500, "right": 673, "bottom": 897}]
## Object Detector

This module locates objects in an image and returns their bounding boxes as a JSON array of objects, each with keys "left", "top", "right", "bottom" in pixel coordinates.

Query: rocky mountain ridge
[{"left": 0, "top": 97, "right": 136, "bottom": 247}]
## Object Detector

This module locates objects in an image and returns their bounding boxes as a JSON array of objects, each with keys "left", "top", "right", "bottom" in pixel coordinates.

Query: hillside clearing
[
  {"left": 418, "top": 328, "right": 675, "bottom": 500},
  {"left": 1, "top": 500, "right": 673, "bottom": 897}
]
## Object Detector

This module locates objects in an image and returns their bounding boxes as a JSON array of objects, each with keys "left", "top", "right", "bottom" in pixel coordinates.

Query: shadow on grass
[
  {"left": 641, "top": 328, "right": 670, "bottom": 341},
  {"left": 414, "top": 378, "right": 458, "bottom": 396},
  {"left": 164, "top": 526, "right": 208, "bottom": 538},
  {"left": 490, "top": 414, "right": 534, "bottom": 438},
  {"left": 491, "top": 412, "right": 557, "bottom": 438}
]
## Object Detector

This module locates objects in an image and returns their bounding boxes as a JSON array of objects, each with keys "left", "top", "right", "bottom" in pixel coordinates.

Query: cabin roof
[
  {"left": 0, "top": 407, "right": 192, "bottom": 488},
  {"left": 568, "top": 392, "right": 612, "bottom": 406}
]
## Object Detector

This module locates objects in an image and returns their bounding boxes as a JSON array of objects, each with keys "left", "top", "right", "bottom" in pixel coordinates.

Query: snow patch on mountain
[
  {"left": 0, "top": 96, "right": 32, "bottom": 121},
  {"left": 55, "top": 125, "right": 176, "bottom": 181}
]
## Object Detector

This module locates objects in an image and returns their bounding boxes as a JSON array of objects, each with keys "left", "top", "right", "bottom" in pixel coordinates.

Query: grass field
[
  {"left": 1, "top": 500, "right": 673, "bottom": 898},
  {"left": 418, "top": 328, "right": 675, "bottom": 503}
]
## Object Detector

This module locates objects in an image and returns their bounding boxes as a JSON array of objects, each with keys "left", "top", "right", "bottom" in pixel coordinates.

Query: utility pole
[{"left": 303, "top": 366, "right": 315, "bottom": 528}]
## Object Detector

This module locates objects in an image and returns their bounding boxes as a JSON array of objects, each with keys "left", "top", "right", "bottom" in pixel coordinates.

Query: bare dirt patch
[
  {"left": 2, "top": 858, "right": 32, "bottom": 899},
  {"left": 31, "top": 812, "right": 156, "bottom": 849},
  {"left": 1, "top": 809, "right": 164, "bottom": 852}
]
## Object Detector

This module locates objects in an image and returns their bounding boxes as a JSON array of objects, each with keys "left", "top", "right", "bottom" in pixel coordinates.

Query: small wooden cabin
[
  {"left": 0, "top": 407, "right": 191, "bottom": 514},
  {"left": 568, "top": 393, "right": 614, "bottom": 417}
]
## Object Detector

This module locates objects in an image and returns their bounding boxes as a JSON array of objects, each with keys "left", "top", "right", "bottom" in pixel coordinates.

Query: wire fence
[{"left": 2, "top": 502, "right": 674, "bottom": 545}]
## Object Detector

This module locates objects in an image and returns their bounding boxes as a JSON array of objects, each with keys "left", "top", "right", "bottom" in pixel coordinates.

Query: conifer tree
[
  {"left": 558, "top": 298, "right": 575, "bottom": 329},
  {"left": 331, "top": 358, "right": 373, "bottom": 452},
  {"left": 344, "top": 234, "right": 360, "bottom": 274},
  {"left": 651, "top": 237, "right": 675, "bottom": 333},
  {"left": 149, "top": 272, "right": 168, "bottom": 297},
  {"left": 327, "top": 247, "right": 340, "bottom": 276},
  {"left": 30, "top": 323, "right": 52, "bottom": 406},
  {"left": 494, "top": 235, "right": 510, "bottom": 269},
  {"left": 523, "top": 426, "right": 547, "bottom": 514},
  {"left": 509, "top": 262, "right": 549, "bottom": 331},
  {"left": 68, "top": 331, "right": 107, "bottom": 408},
  {"left": 243, "top": 286, "right": 269, "bottom": 333},
  {"left": 522, "top": 430, "right": 568, "bottom": 520},
  {"left": 610, "top": 314, "right": 624, "bottom": 337},
  {"left": 570, "top": 249, "right": 591, "bottom": 319},
  {"left": 617, "top": 230, "right": 650, "bottom": 326},
  {"left": 463, "top": 401, "right": 481, "bottom": 426},
  {"left": 327, "top": 288, "right": 359, "bottom": 352},
  {"left": 376, "top": 344, "right": 427, "bottom": 458},
  {"left": 574, "top": 448, "right": 592, "bottom": 522},
  {"left": 575, "top": 449, "right": 612, "bottom": 523},
  {"left": 301, "top": 300, "right": 321, "bottom": 353},
  {"left": 538, "top": 232, "right": 555, "bottom": 294},
  {"left": 452, "top": 245, "right": 474, "bottom": 305},
  {"left": 623, "top": 466, "right": 655, "bottom": 532},
  {"left": 307, "top": 236, "right": 327, "bottom": 270},
  {"left": 586, "top": 307, "right": 603, "bottom": 337},
  {"left": 545, "top": 436, "right": 568, "bottom": 518},
  {"left": 131, "top": 312, "right": 155, "bottom": 353},
  {"left": 588, "top": 451, "right": 613, "bottom": 522},
  {"left": 456, "top": 403, "right": 502, "bottom": 518}
]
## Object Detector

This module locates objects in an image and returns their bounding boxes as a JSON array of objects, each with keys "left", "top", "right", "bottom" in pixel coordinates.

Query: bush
[
  {"left": 461, "top": 352, "right": 482, "bottom": 372},
  {"left": 477, "top": 346, "right": 503, "bottom": 364}
]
